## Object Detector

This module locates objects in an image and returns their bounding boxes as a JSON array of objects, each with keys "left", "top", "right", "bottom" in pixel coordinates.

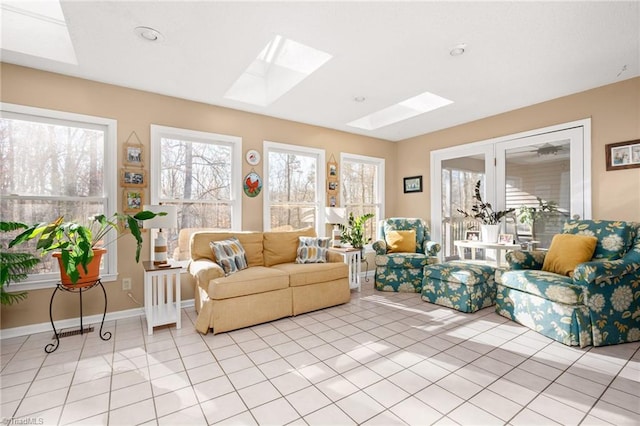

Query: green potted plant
[
  {"left": 0, "top": 221, "right": 40, "bottom": 305},
  {"left": 9, "top": 210, "right": 165, "bottom": 286},
  {"left": 456, "top": 180, "right": 514, "bottom": 242},
  {"left": 339, "top": 213, "right": 375, "bottom": 250},
  {"left": 518, "top": 197, "right": 558, "bottom": 240}
]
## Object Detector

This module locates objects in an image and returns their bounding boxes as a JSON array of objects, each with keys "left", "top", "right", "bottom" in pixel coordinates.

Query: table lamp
[
  {"left": 142, "top": 204, "right": 178, "bottom": 265},
  {"left": 325, "top": 207, "right": 346, "bottom": 248}
]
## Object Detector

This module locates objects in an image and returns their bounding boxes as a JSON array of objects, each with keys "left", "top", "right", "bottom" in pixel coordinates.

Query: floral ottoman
[{"left": 421, "top": 262, "right": 496, "bottom": 312}]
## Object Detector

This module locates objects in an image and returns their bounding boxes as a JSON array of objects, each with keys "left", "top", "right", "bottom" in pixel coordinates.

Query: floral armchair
[
  {"left": 373, "top": 218, "right": 440, "bottom": 292},
  {"left": 496, "top": 220, "right": 640, "bottom": 347}
]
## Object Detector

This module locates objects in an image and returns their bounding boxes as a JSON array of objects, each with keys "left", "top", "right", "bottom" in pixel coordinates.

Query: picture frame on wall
[
  {"left": 121, "top": 169, "right": 146, "bottom": 187},
  {"left": 605, "top": 139, "right": 640, "bottom": 171},
  {"left": 123, "top": 189, "right": 143, "bottom": 212},
  {"left": 124, "top": 144, "right": 143, "bottom": 167},
  {"left": 403, "top": 175, "right": 423, "bottom": 193}
]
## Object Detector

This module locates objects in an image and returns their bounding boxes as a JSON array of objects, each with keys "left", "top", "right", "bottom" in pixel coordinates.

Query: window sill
[{"left": 9, "top": 273, "right": 117, "bottom": 292}]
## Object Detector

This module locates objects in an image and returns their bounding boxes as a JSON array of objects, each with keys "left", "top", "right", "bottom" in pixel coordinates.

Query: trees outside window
[
  {"left": 0, "top": 104, "right": 116, "bottom": 288},
  {"left": 340, "top": 153, "right": 384, "bottom": 245},
  {"left": 150, "top": 125, "right": 241, "bottom": 261},
  {"left": 264, "top": 142, "right": 325, "bottom": 234}
]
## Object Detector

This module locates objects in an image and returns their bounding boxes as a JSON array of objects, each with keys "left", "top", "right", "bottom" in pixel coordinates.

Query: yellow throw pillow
[
  {"left": 542, "top": 234, "right": 598, "bottom": 277},
  {"left": 386, "top": 230, "right": 417, "bottom": 253}
]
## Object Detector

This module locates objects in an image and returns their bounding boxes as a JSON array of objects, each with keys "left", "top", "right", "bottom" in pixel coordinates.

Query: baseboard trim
[{"left": 0, "top": 299, "right": 195, "bottom": 340}]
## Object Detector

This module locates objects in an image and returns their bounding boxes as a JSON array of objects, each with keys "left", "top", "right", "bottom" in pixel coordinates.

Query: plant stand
[{"left": 45, "top": 279, "right": 111, "bottom": 353}]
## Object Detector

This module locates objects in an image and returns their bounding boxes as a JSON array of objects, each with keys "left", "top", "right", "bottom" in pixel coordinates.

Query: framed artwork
[
  {"left": 465, "top": 230, "right": 480, "bottom": 241},
  {"left": 328, "top": 181, "right": 338, "bottom": 192},
  {"left": 606, "top": 139, "right": 640, "bottom": 171},
  {"left": 124, "top": 144, "right": 143, "bottom": 167},
  {"left": 327, "top": 162, "right": 338, "bottom": 178},
  {"left": 123, "top": 189, "right": 143, "bottom": 212},
  {"left": 498, "top": 233, "right": 514, "bottom": 244},
  {"left": 121, "top": 169, "right": 146, "bottom": 187},
  {"left": 403, "top": 175, "right": 423, "bottom": 193}
]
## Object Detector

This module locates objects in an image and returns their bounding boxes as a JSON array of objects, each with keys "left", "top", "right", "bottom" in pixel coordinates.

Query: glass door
[{"left": 496, "top": 126, "right": 588, "bottom": 249}]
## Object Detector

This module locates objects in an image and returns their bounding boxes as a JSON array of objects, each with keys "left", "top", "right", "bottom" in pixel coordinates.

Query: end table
[
  {"left": 142, "top": 261, "right": 182, "bottom": 335},
  {"left": 328, "top": 247, "right": 362, "bottom": 292}
]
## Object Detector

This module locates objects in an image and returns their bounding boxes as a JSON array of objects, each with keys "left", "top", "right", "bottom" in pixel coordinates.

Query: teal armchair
[
  {"left": 373, "top": 218, "right": 440, "bottom": 292},
  {"left": 497, "top": 219, "right": 640, "bottom": 347}
]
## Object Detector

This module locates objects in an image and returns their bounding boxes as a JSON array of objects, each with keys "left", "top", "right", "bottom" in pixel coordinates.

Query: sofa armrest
[
  {"left": 505, "top": 250, "right": 546, "bottom": 270},
  {"left": 573, "top": 259, "right": 640, "bottom": 287},
  {"left": 188, "top": 259, "right": 224, "bottom": 287},
  {"left": 423, "top": 241, "right": 441, "bottom": 256},
  {"left": 372, "top": 239, "right": 387, "bottom": 255}
]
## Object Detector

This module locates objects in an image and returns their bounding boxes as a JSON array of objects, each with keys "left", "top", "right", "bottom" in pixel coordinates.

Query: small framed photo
[
  {"left": 606, "top": 139, "right": 640, "bottom": 171},
  {"left": 124, "top": 144, "right": 143, "bottom": 167},
  {"left": 327, "top": 162, "right": 338, "bottom": 177},
  {"left": 403, "top": 175, "right": 422, "bottom": 193},
  {"left": 498, "top": 233, "right": 514, "bottom": 244},
  {"left": 465, "top": 230, "right": 480, "bottom": 241},
  {"left": 121, "top": 169, "right": 146, "bottom": 187},
  {"left": 123, "top": 189, "right": 143, "bottom": 212},
  {"left": 328, "top": 181, "right": 338, "bottom": 192}
]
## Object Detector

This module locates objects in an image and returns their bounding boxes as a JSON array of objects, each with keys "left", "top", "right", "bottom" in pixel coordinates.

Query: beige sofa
[{"left": 188, "top": 228, "right": 351, "bottom": 334}]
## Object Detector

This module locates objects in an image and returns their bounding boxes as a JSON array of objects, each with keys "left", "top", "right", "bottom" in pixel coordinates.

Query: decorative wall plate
[
  {"left": 246, "top": 149, "right": 261, "bottom": 166},
  {"left": 243, "top": 171, "right": 263, "bottom": 197}
]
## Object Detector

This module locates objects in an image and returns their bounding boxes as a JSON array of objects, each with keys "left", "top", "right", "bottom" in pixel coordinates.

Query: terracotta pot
[{"left": 52, "top": 248, "right": 106, "bottom": 287}]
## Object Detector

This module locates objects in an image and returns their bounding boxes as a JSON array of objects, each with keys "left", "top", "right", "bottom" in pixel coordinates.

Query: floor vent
[{"left": 55, "top": 326, "right": 94, "bottom": 339}]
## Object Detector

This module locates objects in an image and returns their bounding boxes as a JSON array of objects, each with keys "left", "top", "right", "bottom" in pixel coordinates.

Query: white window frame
[
  {"left": 0, "top": 102, "right": 117, "bottom": 290},
  {"left": 340, "top": 152, "right": 385, "bottom": 245},
  {"left": 263, "top": 141, "right": 326, "bottom": 235},
  {"left": 150, "top": 125, "right": 243, "bottom": 263}
]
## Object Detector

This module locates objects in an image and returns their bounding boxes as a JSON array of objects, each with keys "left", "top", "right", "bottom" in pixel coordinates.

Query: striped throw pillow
[
  {"left": 295, "top": 237, "right": 331, "bottom": 264},
  {"left": 210, "top": 237, "right": 248, "bottom": 275}
]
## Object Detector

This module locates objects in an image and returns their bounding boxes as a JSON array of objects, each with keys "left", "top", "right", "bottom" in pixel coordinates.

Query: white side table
[
  {"left": 453, "top": 240, "right": 521, "bottom": 267},
  {"left": 329, "top": 248, "right": 362, "bottom": 292},
  {"left": 142, "top": 261, "right": 182, "bottom": 335}
]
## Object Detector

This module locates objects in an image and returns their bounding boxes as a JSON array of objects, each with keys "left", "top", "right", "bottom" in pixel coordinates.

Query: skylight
[
  {"left": 347, "top": 91, "right": 453, "bottom": 130},
  {"left": 0, "top": 0, "right": 77, "bottom": 64},
  {"left": 224, "top": 35, "right": 332, "bottom": 107}
]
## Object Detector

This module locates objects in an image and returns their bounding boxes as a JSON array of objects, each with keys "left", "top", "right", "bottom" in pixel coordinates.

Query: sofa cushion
[
  {"left": 500, "top": 269, "right": 583, "bottom": 305},
  {"left": 386, "top": 230, "right": 416, "bottom": 253},
  {"left": 263, "top": 227, "right": 316, "bottom": 266},
  {"left": 296, "top": 237, "right": 330, "bottom": 264},
  {"left": 375, "top": 253, "right": 431, "bottom": 269},
  {"left": 210, "top": 237, "right": 248, "bottom": 275},
  {"left": 272, "top": 262, "right": 348, "bottom": 287},
  {"left": 191, "top": 231, "right": 264, "bottom": 266},
  {"left": 382, "top": 218, "right": 427, "bottom": 254},
  {"left": 562, "top": 220, "right": 634, "bottom": 260},
  {"left": 207, "top": 266, "right": 289, "bottom": 299},
  {"left": 542, "top": 234, "right": 597, "bottom": 277}
]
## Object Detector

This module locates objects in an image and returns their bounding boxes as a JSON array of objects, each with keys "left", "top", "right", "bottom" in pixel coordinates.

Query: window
[
  {"left": 264, "top": 142, "right": 325, "bottom": 234},
  {"left": 0, "top": 103, "right": 117, "bottom": 289},
  {"left": 340, "top": 153, "right": 385, "bottom": 245},
  {"left": 150, "top": 125, "right": 242, "bottom": 261}
]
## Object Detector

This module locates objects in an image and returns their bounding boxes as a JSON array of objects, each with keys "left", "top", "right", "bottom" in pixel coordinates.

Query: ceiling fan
[{"left": 529, "top": 143, "right": 567, "bottom": 156}]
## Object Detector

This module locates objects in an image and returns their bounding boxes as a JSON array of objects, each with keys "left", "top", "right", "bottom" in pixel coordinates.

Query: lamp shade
[
  {"left": 142, "top": 205, "right": 178, "bottom": 229},
  {"left": 325, "top": 207, "right": 346, "bottom": 225}
]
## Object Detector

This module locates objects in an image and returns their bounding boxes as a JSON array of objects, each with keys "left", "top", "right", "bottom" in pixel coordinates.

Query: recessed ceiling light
[
  {"left": 134, "top": 26, "right": 164, "bottom": 42},
  {"left": 353, "top": 96, "right": 366, "bottom": 103},
  {"left": 450, "top": 43, "right": 466, "bottom": 56}
]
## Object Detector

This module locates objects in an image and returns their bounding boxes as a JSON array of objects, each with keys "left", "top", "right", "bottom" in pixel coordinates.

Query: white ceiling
[{"left": 2, "top": 1, "right": 639, "bottom": 142}]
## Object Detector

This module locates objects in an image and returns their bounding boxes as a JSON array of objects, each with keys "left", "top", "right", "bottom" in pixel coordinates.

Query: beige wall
[
  {"left": 396, "top": 77, "right": 640, "bottom": 224},
  {"left": 0, "top": 64, "right": 396, "bottom": 330}
]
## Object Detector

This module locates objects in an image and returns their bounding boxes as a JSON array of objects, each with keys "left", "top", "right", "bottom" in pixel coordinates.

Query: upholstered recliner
[
  {"left": 496, "top": 220, "right": 640, "bottom": 347},
  {"left": 373, "top": 218, "right": 440, "bottom": 292}
]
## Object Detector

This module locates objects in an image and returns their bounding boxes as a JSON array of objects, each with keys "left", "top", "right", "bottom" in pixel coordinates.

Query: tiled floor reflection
[{"left": 1, "top": 281, "right": 638, "bottom": 425}]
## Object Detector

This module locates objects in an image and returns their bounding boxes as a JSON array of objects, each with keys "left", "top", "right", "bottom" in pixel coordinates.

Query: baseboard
[{"left": 0, "top": 299, "right": 195, "bottom": 340}]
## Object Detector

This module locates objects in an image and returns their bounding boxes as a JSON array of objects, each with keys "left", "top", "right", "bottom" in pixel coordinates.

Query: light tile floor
[{"left": 1, "top": 281, "right": 639, "bottom": 425}]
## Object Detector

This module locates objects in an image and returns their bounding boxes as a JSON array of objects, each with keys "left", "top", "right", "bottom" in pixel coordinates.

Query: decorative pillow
[
  {"left": 386, "top": 230, "right": 417, "bottom": 253},
  {"left": 295, "top": 237, "right": 330, "bottom": 264},
  {"left": 209, "top": 237, "right": 248, "bottom": 276},
  {"left": 542, "top": 234, "right": 598, "bottom": 277}
]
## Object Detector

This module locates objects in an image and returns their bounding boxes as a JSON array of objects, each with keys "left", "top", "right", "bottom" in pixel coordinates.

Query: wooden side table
[
  {"left": 329, "top": 248, "right": 362, "bottom": 292},
  {"left": 142, "top": 261, "right": 182, "bottom": 335}
]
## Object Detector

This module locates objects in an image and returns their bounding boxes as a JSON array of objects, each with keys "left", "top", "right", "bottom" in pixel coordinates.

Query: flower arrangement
[{"left": 456, "top": 180, "right": 514, "bottom": 225}]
